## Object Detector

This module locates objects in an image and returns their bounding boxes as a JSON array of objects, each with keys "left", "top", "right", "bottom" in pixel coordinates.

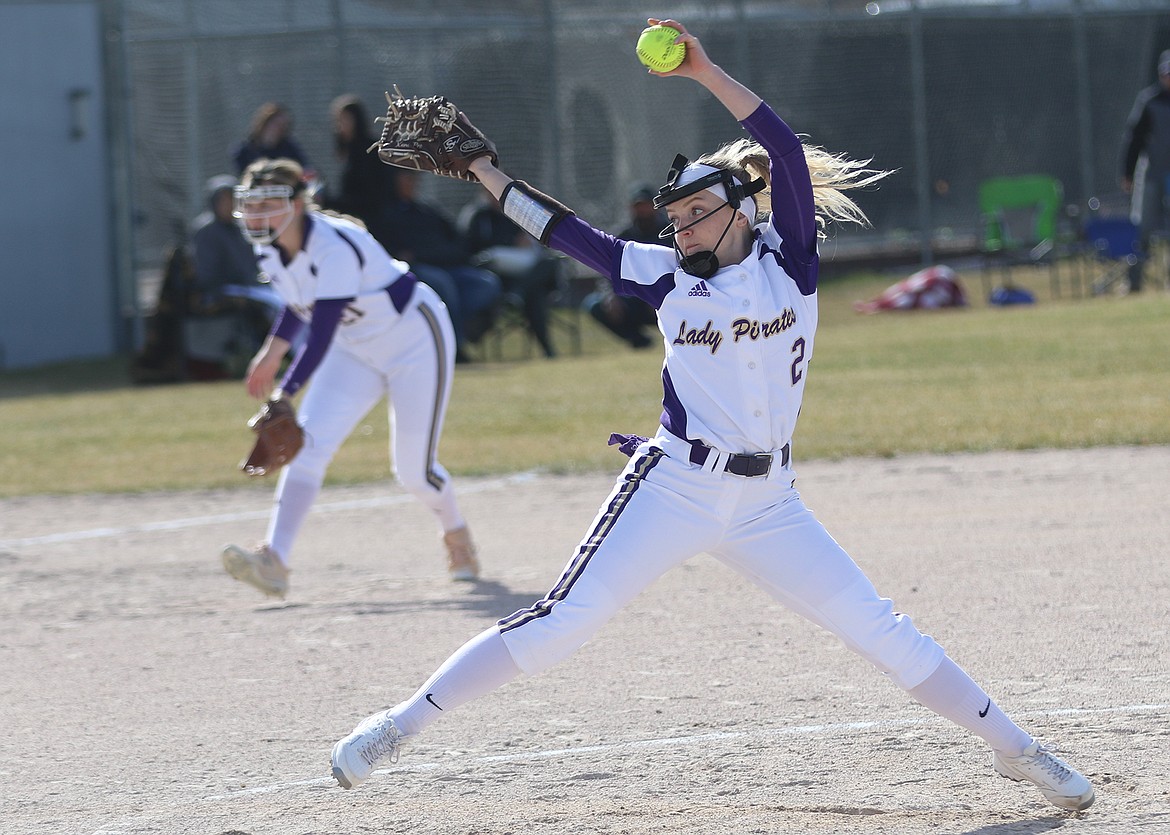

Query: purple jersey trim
[
  {"left": 658, "top": 366, "right": 688, "bottom": 441},
  {"left": 387, "top": 271, "right": 417, "bottom": 313},
  {"left": 278, "top": 296, "right": 349, "bottom": 397},
  {"left": 333, "top": 225, "right": 365, "bottom": 268}
]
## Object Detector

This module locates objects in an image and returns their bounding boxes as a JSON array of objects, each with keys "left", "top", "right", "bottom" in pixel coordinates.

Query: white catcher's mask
[{"left": 233, "top": 184, "right": 297, "bottom": 245}]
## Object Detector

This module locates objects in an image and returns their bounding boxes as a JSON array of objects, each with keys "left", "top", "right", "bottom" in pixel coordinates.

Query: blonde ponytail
[{"left": 696, "top": 138, "right": 892, "bottom": 238}]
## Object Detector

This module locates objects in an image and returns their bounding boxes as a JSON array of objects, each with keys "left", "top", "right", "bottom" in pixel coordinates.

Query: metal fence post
[
  {"left": 1072, "top": 0, "right": 1095, "bottom": 204},
  {"left": 909, "top": 1, "right": 934, "bottom": 265}
]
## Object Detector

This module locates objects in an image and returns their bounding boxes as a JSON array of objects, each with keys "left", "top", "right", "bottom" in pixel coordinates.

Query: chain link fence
[{"left": 113, "top": 0, "right": 1170, "bottom": 293}]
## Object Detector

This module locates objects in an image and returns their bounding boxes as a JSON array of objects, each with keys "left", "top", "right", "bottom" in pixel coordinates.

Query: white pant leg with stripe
[
  {"left": 270, "top": 283, "right": 463, "bottom": 557},
  {"left": 499, "top": 446, "right": 720, "bottom": 674},
  {"left": 499, "top": 442, "right": 944, "bottom": 690}
]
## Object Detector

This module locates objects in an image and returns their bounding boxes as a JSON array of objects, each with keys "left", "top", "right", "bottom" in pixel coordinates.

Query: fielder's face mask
[
  {"left": 654, "top": 154, "right": 766, "bottom": 279},
  {"left": 233, "top": 183, "right": 300, "bottom": 246}
]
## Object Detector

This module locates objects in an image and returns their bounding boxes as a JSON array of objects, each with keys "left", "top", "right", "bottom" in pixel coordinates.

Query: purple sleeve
[
  {"left": 277, "top": 297, "right": 350, "bottom": 397},
  {"left": 740, "top": 103, "right": 818, "bottom": 285},
  {"left": 271, "top": 306, "right": 306, "bottom": 344},
  {"left": 548, "top": 215, "right": 626, "bottom": 282}
]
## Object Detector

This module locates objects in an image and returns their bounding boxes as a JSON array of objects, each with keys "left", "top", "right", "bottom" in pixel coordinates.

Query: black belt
[{"left": 687, "top": 440, "right": 790, "bottom": 478}]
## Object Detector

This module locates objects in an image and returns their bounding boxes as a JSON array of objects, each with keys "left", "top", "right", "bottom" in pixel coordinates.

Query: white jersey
[
  {"left": 545, "top": 103, "right": 820, "bottom": 461},
  {"left": 255, "top": 211, "right": 414, "bottom": 344},
  {"left": 619, "top": 225, "right": 816, "bottom": 456}
]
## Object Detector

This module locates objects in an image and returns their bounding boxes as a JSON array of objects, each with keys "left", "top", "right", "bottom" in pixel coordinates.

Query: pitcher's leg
[
  {"left": 718, "top": 493, "right": 945, "bottom": 689},
  {"left": 332, "top": 448, "right": 716, "bottom": 789},
  {"left": 908, "top": 656, "right": 1031, "bottom": 754},
  {"left": 497, "top": 448, "right": 717, "bottom": 675},
  {"left": 390, "top": 626, "right": 521, "bottom": 737},
  {"left": 717, "top": 488, "right": 1093, "bottom": 810}
]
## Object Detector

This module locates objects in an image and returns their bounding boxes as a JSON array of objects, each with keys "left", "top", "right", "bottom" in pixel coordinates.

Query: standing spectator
[
  {"left": 1121, "top": 49, "right": 1170, "bottom": 292},
  {"left": 462, "top": 193, "right": 559, "bottom": 358},
  {"left": 321, "top": 94, "right": 398, "bottom": 248},
  {"left": 232, "top": 102, "right": 313, "bottom": 177},
  {"left": 582, "top": 184, "right": 663, "bottom": 349},
  {"left": 381, "top": 171, "right": 501, "bottom": 361}
]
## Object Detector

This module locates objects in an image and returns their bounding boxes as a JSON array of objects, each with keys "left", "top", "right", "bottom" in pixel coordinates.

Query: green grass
[{"left": 2, "top": 265, "right": 1168, "bottom": 498}]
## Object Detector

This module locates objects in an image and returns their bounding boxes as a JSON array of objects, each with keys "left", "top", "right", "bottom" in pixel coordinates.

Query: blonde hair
[
  {"left": 696, "top": 138, "right": 892, "bottom": 238},
  {"left": 240, "top": 157, "right": 305, "bottom": 193},
  {"left": 240, "top": 157, "right": 366, "bottom": 229}
]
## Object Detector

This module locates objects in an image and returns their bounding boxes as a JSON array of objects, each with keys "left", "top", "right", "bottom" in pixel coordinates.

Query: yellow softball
[{"left": 635, "top": 25, "right": 686, "bottom": 72}]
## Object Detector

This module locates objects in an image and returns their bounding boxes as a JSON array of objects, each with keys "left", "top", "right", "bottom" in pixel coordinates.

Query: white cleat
[
  {"left": 993, "top": 741, "right": 1095, "bottom": 811},
  {"left": 331, "top": 711, "right": 402, "bottom": 789},
  {"left": 220, "top": 543, "right": 290, "bottom": 599},
  {"left": 443, "top": 526, "right": 480, "bottom": 581}
]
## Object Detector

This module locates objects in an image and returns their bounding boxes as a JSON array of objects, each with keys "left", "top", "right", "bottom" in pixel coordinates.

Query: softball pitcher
[
  {"left": 221, "top": 158, "right": 480, "bottom": 599},
  {"left": 331, "top": 20, "right": 1093, "bottom": 812}
]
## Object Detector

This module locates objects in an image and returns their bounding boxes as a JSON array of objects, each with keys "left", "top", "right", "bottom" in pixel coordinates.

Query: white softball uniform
[
  {"left": 254, "top": 212, "right": 464, "bottom": 560},
  {"left": 497, "top": 103, "right": 946, "bottom": 691}
]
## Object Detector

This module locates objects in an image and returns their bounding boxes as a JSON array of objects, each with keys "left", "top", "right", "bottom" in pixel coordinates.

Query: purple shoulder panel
[
  {"left": 613, "top": 271, "right": 676, "bottom": 310},
  {"left": 549, "top": 215, "right": 677, "bottom": 308},
  {"left": 741, "top": 103, "right": 819, "bottom": 295}
]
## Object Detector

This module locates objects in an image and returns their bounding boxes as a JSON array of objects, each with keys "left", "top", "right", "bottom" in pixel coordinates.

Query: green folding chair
[{"left": 978, "top": 174, "right": 1067, "bottom": 300}]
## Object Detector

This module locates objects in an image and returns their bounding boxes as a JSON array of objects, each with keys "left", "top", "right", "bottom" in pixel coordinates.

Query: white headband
[{"left": 675, "top": 163, "right": 756, "bottom": 223}]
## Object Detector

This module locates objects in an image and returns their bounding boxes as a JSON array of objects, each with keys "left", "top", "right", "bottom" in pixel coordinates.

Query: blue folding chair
[{"left": 1084, "top": 217, "right": 1141, "bottom": 296}]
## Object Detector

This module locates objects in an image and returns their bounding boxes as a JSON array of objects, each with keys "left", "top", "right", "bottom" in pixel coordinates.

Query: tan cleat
[
  {"left": 221, "top": 543, "right": 290, "bottom": 599},
  {"left": 442, "top": 526, "right": 480, "bottom": 581}
]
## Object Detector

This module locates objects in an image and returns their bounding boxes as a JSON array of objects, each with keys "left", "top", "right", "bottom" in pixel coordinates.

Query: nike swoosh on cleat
[
  {"left": 425, "top": 693, "right": 443, "bottom": 711},
  {"left": 979, "top": 699, "right": 991, "bottom": 718}
]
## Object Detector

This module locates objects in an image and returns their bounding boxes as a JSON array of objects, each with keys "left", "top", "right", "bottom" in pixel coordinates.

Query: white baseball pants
[
  {"left": 267, "top": 282, "right": 464, "bottom": 560},
  {"left": 498, "top": 441, "right": 946, "bottom": 690}
]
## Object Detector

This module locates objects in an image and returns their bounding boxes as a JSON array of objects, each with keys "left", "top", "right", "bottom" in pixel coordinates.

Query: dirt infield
[{"left": 1, "top": 447, "right": 1168, "bottom": 835}]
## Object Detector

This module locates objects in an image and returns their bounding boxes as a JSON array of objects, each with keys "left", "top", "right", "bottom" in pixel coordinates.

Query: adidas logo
[{"left": 688, "top": 281, "right": 712, "bottom": 297}]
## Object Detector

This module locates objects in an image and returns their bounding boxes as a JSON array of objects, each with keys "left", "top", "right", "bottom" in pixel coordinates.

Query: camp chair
[
  {"left": 1083, "top": 216, "right": 1141, "bottom": 296},
  {"left": 978, "top": 174, "right": 1067, "bottom": 300},
  {"left": 479, "top": 254, "right": 582, "bottom": 361}
]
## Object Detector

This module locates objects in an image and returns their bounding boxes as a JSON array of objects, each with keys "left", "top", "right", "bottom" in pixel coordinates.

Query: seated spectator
[
  {"left": 320, "top": 94, "right": 398, "bottom": 248},
  {"left": 582, "top": 184, "right": 663, "bottom": 349},
  {"left": 381, "top": 171, "right": 501, "bottom": 361},
  {"left": 461, "top": 193, "right": 559, "bottom": 358},
  {"left": 232, "top": 102, "right": 313, "bottom": 178},
  {"left": 189, "top": 177, "right": 265, "bottom": 305},
  {"left": 184, "top": 175, "right": 281, "bottom": 377}
]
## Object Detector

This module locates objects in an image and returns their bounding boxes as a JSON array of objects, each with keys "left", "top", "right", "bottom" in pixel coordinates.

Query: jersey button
[
  {"left": 742, "top": 300, "right": 750, "bottom": 308},
  {"left": 754, "top": 409, "right": 762, "bottom": 417},
  {"left": 748, "top": 362, "right": 756, "bottom": 369}
]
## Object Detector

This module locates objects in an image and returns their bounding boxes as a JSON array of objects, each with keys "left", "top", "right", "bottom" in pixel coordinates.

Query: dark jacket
[{"left": 1123, "top": 85, "right": 1170, "bottom": 182}]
